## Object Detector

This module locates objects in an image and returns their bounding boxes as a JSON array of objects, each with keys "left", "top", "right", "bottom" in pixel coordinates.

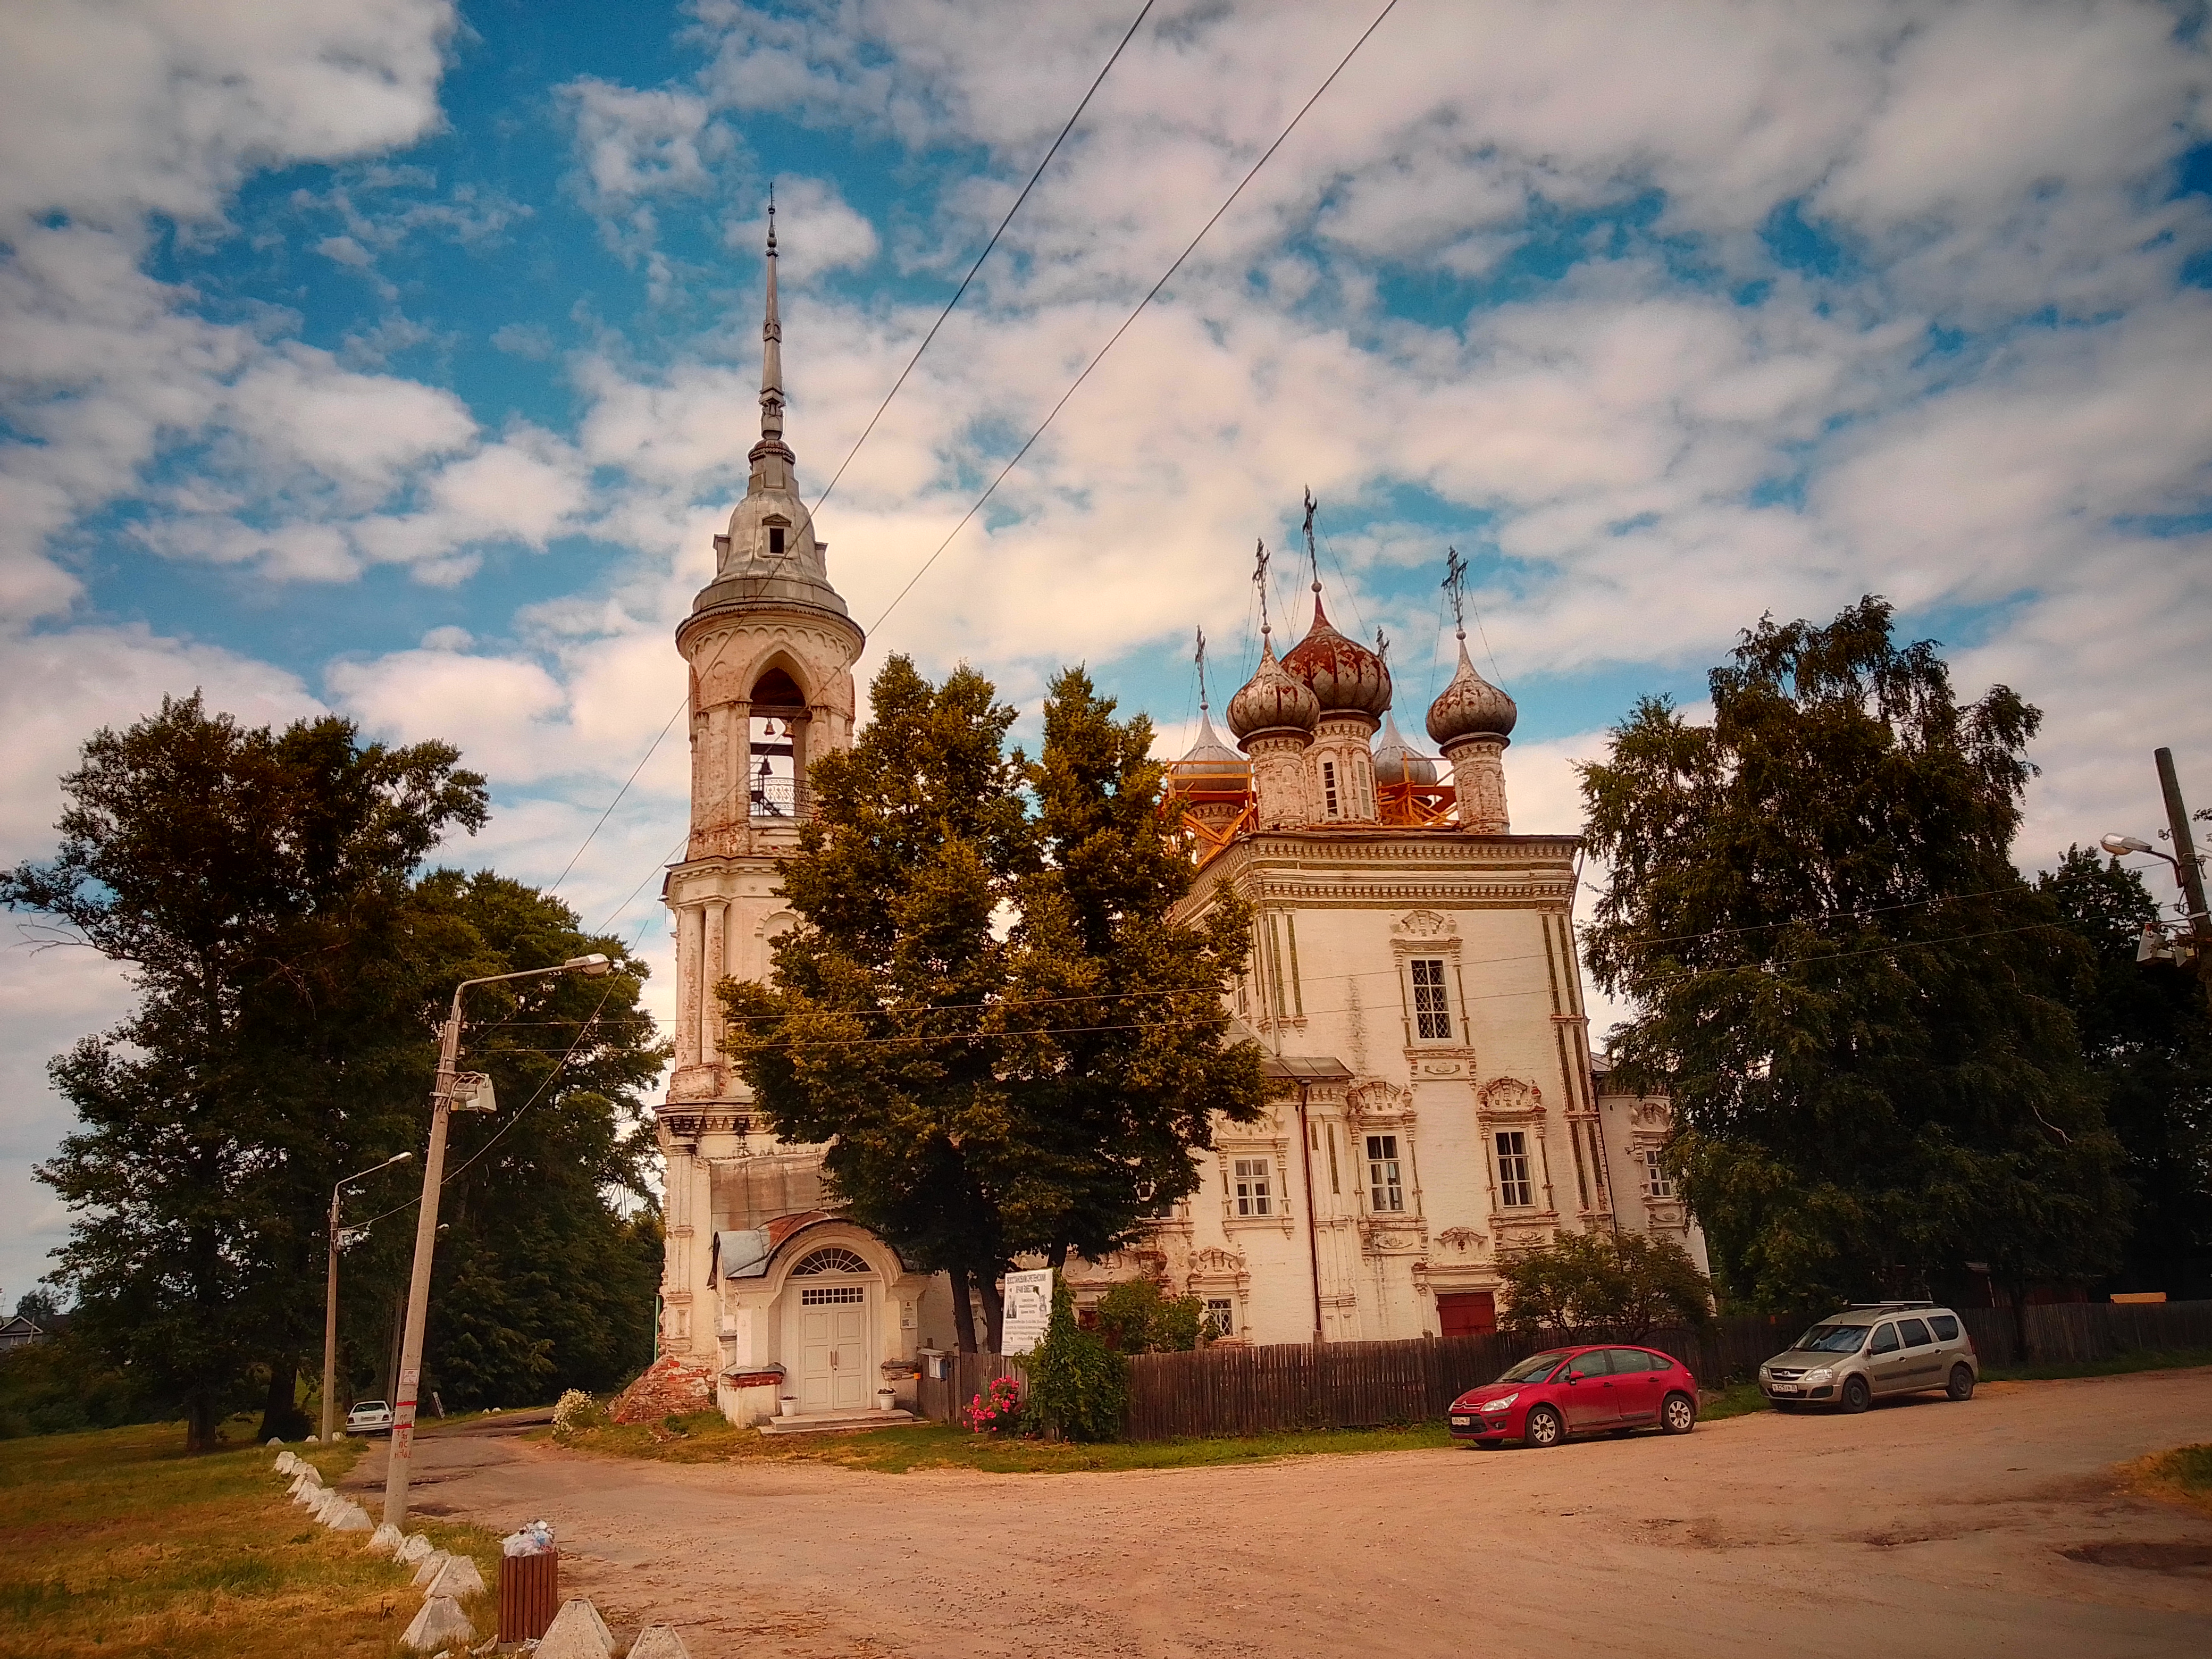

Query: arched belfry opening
[{"left": 748, "top": 663, "right": 812, "bottom": 820}]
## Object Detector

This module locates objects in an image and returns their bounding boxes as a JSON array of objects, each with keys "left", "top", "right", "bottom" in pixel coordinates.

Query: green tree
[
  {"left": 1580, "top": 598, "right": 2127, "bottom": 1325},
  {"left": 1496, "top": 1231, "right": 1713, "bottom": 1340},
  {"left": 6, "top": 697, "right": 665, "bottom": 1445},
  {"left": 1092, "top": 1277, "right": 1208, "bottom": 1354},
  {"left": 2040, "top": 848, "right": 2212, "bottom": 1295},
  {"left": 727, "top": 658, "right": 1264, "bottom": 1351}
]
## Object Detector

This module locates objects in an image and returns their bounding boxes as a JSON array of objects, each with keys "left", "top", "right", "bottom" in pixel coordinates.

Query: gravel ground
[{"left": 347, "top": 1368, "right": 2212, "bottom": 1658}]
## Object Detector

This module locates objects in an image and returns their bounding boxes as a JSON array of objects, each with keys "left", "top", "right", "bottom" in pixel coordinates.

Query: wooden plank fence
[{"left": 919, "top": 1300, "right": 2212, "bottom": 1441}]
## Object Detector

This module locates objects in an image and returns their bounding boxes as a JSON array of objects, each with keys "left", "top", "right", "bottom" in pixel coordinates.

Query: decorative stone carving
[
  {"left": 1393, "top": 908, "right": 1454, "bottom": 937},
  {"left": 1478, "top": 1076, "right": 1544, "bottom": 1118},
  {"left": 1188, "top": 1247, "right": 1246, "bottom": 1273},
  {"left": 1347, "top": 1079, "right": 1411, "bottom": 1121},
  {"left": 1631, "top": 1098, "right": 1673, "bottom": 1129},
  {"left": 1437, "top": 1227, "right": 1486, "bottom": 1252}
]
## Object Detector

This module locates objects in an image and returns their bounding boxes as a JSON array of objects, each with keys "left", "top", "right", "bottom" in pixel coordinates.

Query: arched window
[{"left": 789, "top": 1246, "right": 870, "bottom": 1277}]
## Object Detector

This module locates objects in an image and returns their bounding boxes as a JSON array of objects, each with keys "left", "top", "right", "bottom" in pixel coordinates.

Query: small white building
[{"left": 630, "top": 224, "right": 1702, "bottom": 1429}]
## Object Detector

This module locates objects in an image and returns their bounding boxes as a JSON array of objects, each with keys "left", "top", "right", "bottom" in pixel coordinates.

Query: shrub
[
  {"left": 962, "top": 1374, "right": 1026, "bottom": 1435},
  {"left": 1093, "top": 1278, "right": 1208, "bottom": 1354},
  {"left": 1497, "top": 1231, "right": 1713, "bottom": 1339},
  {"left": 1026, "top": 1276, "right": 1127, "bottom": 1442},
  {"left": 550, "top": 1388, "right": 605, "bottom": 1438}
]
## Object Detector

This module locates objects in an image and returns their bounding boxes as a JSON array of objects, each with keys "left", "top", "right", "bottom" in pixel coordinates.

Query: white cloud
[{"left": 726, "top": 176, "right": 879, "bottom": 275}]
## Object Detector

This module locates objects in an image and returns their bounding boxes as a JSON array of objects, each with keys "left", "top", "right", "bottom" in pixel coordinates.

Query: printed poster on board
[{"left": 1001, "top": 1268, "right": 1054, "bottom": 1355}]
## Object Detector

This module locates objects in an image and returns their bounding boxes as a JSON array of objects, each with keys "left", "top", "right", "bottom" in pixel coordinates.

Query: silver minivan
[{"left": 1758, "top": 1302, "right": 1979, "bottom": 1413}]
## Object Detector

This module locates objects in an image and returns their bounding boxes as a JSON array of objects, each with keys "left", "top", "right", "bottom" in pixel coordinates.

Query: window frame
[
  {"left": 1231, "top": 1156, "right": 1273, "bottom": 1218},
  {"left": 1640, "top": 1147, "right": 1674, "bottom": 1200},
  {"left": 1494, "top": 1129, "right": 1535, "bottom": 1209},
  {"left": 1365, "top": 1133, "right": 1405, "bottom": 1213},
  {"left": 1406, "top": 956, "right": 1454, "bottom": 1043}
]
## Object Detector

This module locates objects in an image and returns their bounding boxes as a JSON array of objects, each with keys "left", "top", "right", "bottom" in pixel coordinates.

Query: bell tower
[{"left": 656, "top": 203, "right": 864, "bottom": 1364}]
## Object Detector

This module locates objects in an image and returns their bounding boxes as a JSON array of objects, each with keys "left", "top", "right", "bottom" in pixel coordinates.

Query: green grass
[
  {"left": 2126, "top": 1443, "right": 2212, "bottom": 1518},
  {"left": 0, "top": 1421, "right": 503, "bottom": 1659},
  {"left": 1695, "top": 1380, "right": 1771, "bottom": 1422},
  {"left": 1981, "top": 1347, "right": 2212, "bottom": 1383},
  {"left": 558, "top": 1412, "right": 1456, "bottom": 1472}
]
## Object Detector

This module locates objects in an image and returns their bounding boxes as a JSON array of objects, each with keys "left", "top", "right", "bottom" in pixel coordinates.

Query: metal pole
[
  {"left": 2155, "top": 747, "right": 2212, "bottom": 1008},
  {"left": 380, "top": 954, "right": 611, "bottom": 1528},
  {"left": 321, "top": 1186, "right": 342, "bottom": 1444},
  {"left": 382, "top": 995, "right": 463, "bottom": 1529}
]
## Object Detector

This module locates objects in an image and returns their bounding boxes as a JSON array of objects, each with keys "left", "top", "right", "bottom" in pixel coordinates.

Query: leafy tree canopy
[
  {"left": 2040, "top": 848, "right": 2212, "bottom": 1295},
  {"left": 727, "top": 658, "right": 1265, "bottom": 1351},
  {"left": 1580, "top": 598, "right": 2127, "bottom": 1314},
  {"left": 1092, "top": 1277, "right": 1208, "bottom": 1354},
  {"left": 5, "top": 696, "right": 665, "bottom": 1445}
]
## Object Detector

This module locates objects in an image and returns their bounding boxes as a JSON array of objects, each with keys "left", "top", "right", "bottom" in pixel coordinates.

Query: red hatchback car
[{"left": 1447, "top": 1344, "right": 1699, "bottom": 1448}]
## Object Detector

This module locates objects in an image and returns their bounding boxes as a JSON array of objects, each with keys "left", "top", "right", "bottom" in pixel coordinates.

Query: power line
[
  {"left": 866, "top": 0, "right": 1407, "bottom": 635},
  {"left": 808, "top": 0, "right": 1161, "bottom": 518}
]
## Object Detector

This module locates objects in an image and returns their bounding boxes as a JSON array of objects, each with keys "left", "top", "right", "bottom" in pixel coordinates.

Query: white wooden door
[
  {"left": 794, "top": 1285, "right": 873, "bottom": 1413},
  {"left": 830, "top": 1302, "right": 868, "bottom": 1411}
]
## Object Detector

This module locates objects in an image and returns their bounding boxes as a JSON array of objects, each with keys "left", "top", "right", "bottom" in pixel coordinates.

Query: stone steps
[{"left": 759, "top": 1408, "right": 919, "bottom": 1437}]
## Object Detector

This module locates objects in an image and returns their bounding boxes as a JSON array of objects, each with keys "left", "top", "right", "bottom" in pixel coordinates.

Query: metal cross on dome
[
  {"left": 1252, "top": 537, "right": 1273, "bottom": 636},
  {"left": 1195, "top": 625, "right": 1211, "bottom": 710},
  {"left": 1302, "top": 487, "right": 1321, "bottom": 591},
  {"left": 1443, "top": 546, "right": 1468, "bottom": 639}
]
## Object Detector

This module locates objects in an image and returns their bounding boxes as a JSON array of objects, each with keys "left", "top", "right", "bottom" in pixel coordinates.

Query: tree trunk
[
  {"left": 185, "top": 1390, "right": 220, "bottom": 1454},
  {"left": 2006, "top": 1273, "right": 2032, "bottom": 1362},
  {"left": 258, "top": 1353, "right": 309, "bottom": 1442},
  {"left": 1046, "top": 1239, "right": 1068, "bottom": 1272},
  {"left": 948, "top": 1263, "right": 977, "bottom": 1354},
  {"left": 264, "top": 1354, "right": 309, "bottom": 1441},
  {"left": 978, "top": 1265, "right": 1006, "bottom": 1354}
]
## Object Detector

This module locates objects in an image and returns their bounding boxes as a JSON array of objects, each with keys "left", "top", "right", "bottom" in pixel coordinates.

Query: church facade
[{"left": 633, "top": 227, "right": 1702, "bottom": 1429}]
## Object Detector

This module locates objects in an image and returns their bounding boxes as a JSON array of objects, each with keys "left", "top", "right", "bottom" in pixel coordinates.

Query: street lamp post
[
  {"left": 380, "top": 953, "right": 614, "bottom": 1529},
  {"left": 321, "top": 1151, "right": 413, "bottom": 1443},
  {"left": 2102, "top": 745, "right": 2211, "bottom": 1012}
]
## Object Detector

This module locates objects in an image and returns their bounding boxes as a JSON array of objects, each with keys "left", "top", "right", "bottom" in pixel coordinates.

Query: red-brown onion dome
[
  {"left": 1281, "top": 596, "right": 1392, "bottom": 717},
  {"left": 1426, "top": 639, "right": 1518, "bottom": 747},
  {"left": 1372, "top": 711, "right": 1439, "bottom": 786},
  {"left": 1226, "top": 637, "right": 1320, "bottom": 743}
]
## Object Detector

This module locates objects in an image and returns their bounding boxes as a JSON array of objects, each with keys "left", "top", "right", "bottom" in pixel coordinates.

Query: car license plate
[
  {"left": 1769, "top": 1384, "right": 1800, "bottom": 1396},
  {"left": 1451, "top": 1415, "right": 1473, "bottom": 1427}
]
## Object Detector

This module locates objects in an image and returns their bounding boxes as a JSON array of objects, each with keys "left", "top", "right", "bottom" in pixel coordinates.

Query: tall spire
[{"left": 759, "top": 184, "right": 784, "bottom": 446}]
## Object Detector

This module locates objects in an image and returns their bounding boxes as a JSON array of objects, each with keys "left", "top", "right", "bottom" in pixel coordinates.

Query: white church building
[{"left": 624, "top": 224, "right": 1704, "bottom": 1430}]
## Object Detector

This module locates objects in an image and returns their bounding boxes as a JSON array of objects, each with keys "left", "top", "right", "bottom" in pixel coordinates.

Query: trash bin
[{"left": 498, "top": 1549, "right": 560, "bottom": 1642}]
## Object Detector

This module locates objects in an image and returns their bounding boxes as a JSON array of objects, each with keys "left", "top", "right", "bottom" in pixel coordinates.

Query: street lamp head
[
  {"left": 385, "top": 1151, "right": 414, "bottom": 1167},
  {"left": 562, "top": 952, "right": 615, "bottom": 977},
  {"left": 2102, "top": 833, "right": 2155, "bottom": 856}
]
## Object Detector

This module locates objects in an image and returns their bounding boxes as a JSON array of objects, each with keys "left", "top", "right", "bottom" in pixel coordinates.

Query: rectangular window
[
  {"left": 1266, "top": 915, "right": 1285, "bottom": 1020},
  {"left": 1321, "top": 760, "right": 1340, "bottom": 818},
  {"left": 1284, "top": 913, "right": 1304, "bottom": 1015},
  {"left": 1232, "top": 1158, "right": 1272, "bottom": 1218},
  {"left": 1410, "top": 958, "right": 1453, "bottom": 1041},
  {"left": 1205, "top": 1299, "right": 1234, "bottom": 1340},
  {"left": 1366, "top": 1134, "right": 1404, "bottom": 1213},
  {"left": 799, "top": 1285, "right": 865, "bottom": 1306},
  {"left": 1495, "top": 1131, "right": 1534, "bottom": 1208},
  {"left": 1641, "top": 1149, "right": 1674, "bottom": 1200},
  {"left": 1326, "top": 1122, "right": 1340, "bottom": 1194},
  {"left": 768, "top": 525, "right": 786, "bottom": 556}
]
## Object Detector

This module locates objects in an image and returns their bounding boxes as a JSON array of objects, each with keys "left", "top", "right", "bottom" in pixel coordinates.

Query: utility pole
[
  {"left": 381, "top": 953, "right": 614, "bottom": 1529},
  {"left": 321, "top": 1152, "right": 412, "bottom": 1443},
  {"left": 2156, "top": 747, "right": 2212, "bottom": 1010}
]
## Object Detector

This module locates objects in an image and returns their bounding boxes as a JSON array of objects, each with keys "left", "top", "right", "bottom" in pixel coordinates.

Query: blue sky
[{"left": 3, "top": 0, "right": 2210, "bottom": 1303}]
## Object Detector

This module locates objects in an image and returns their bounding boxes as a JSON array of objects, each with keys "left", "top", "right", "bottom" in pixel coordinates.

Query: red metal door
[{"left": 1436, "top": 1292, "right": 1496, "bottom": 1338}]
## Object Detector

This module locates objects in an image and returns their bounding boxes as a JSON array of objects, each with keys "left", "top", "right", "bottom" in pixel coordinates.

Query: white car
[{"left": 345, "top": 1399, "right": 395, "bottom": 1436}]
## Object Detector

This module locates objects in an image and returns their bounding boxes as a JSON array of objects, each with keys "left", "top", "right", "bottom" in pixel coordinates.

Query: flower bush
[
  {"left": 551, "top": 1389, "right": 605, "bottom": 1438},
  {"left": 963, "top": 1374, "right": 1025, "bottom": 1435}
]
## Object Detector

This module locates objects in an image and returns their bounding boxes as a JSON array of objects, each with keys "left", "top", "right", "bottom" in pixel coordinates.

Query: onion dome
[
  {"left": 1426, "top": 636, "right": 1518, "bottom": 747},
  {"left": 1178, "top": 707, "right": 1246, "bottom": 777},
  {"left": 1281, "top": 594, "right": 1392, "bottom": 716},
  {"left": 1372, "top": 711, "right": 1439, "bottom": 786},
  {"left": 1227, "top": 634, "right": 1320, "bottom": 744}
]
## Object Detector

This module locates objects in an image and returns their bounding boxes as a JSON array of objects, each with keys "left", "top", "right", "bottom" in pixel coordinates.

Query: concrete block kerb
[
  {"left": 367, "top": 1521, "right": 405, "bottom": 1556},
  {"left": 535, "top": 1598, "right": 616, "bottom": 1659},
  {"left": 398, "top": 1532, "right": 437, "bottom": 1564},
  {"left": 410, "top": 1550, "right": 451, "bottom": 1588},
  {"left": 627, "top": 1626, "right": 696, "bottom": 1659},
  {"left": 401, "top": 1595, "right": 476, "bottom": 1653},
  {"left": 326, "top": 1499, "right": 373, "bottom": 1532},
  {"left": 424, "top": 1554, "right": 487, "bottom": 1599}
]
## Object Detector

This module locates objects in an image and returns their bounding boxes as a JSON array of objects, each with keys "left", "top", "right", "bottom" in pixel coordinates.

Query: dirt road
[{"left": 346, "top": 1369, "right": 2212, "bottom": 1658}]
